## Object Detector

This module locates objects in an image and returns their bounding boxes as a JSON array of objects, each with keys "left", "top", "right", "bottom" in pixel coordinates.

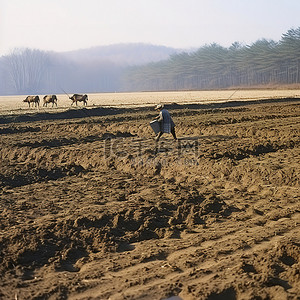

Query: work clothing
[{"left": 158, "top": 109, "right": 175, "bottom": 133}]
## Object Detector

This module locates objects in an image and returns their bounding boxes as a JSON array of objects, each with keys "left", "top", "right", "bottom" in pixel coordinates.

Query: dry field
[
  {"left": 0, "top": 92, "right": 299, "bottom": 300},
  {"left": 1, "top": 89, "right": 300, "bottom": 113}
]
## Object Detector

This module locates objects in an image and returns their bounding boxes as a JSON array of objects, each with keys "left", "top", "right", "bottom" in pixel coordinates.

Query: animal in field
[
  {"left": 43, "top": 95, "right": 58, "bottom": 107},
  {"left": 69, "top": 94, "right": 88, "bottom": 106},
  {"left": 23, "top": 95, "right": 40, "bottom": 107}
]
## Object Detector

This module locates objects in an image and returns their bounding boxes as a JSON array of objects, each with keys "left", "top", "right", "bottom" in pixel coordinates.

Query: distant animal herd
[{"left": 23, "top": 94, "right": 88, "bottom": 108}]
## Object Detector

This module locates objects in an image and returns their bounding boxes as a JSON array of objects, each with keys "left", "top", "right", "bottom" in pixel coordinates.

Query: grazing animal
[
  {"left": 70, "top": 94, "right": 88, "bottom": 106},
  {"left": 43, "top": 95, "right": 58, "bottom": 107},
  {"left": 23, "top": 95, "right": 40, "bottom": 107}
]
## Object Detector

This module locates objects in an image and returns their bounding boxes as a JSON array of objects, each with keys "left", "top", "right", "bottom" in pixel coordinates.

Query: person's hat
[{"left": 155, "top": 104, "right": 164, "bottom": 110}]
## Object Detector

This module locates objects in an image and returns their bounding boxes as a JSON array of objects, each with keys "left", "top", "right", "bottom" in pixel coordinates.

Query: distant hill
[
  {"left": 0, "top": 43, "right": 190, "bottom": 95},
  {"left": 60, "top": 43, "right": 184, "bottom": 66}
]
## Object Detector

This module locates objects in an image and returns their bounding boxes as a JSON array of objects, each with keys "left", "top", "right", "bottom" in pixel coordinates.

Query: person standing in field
[{"left": 154, "top": 104, "right": 177, "bottom": 142}]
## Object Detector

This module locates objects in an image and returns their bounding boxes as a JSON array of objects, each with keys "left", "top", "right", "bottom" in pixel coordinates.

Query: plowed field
[{"left": 0, "top": 98, "right": 299, "bottom": 300}]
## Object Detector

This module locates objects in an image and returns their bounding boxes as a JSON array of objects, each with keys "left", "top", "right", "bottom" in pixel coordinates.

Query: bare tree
[{"left": 4, "top": 48, "right": 50, "bottom": 94}]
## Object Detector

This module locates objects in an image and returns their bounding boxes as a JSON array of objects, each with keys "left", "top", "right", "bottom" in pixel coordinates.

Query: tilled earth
[{"left": 0, "top": 100, "right": 299, "bottom": 300}]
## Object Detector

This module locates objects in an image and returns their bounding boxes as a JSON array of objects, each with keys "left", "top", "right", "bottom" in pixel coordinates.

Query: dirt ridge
[{"left": 0, "top": 99, "right": 299, "bottom": 299}]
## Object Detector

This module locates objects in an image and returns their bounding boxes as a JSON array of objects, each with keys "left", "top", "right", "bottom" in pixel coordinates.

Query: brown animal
[
  {"left": 70, "top": 94, "right": 88, "bottom": 106},
  {"left": 23, "top": 95, "right": 40, "bottom": 107},
  {"left": 43, "top": 95, "right": 57, "bottom": 107}
]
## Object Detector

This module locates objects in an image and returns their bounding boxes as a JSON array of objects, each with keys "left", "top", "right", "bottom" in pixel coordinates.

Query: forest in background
[
  {"left": 0, "top": 44, "right": 180, "bottom": 95},
  {"left": 124, "top": 28, "right": 300, "bottom": 91},
  {"left": 0, "top": 28, "right": 300, "bottom": 95}
]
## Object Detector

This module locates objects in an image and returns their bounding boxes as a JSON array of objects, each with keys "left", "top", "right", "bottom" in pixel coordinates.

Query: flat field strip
[{"left": 1, "top": 89, "right": 300, "bottom": 113}]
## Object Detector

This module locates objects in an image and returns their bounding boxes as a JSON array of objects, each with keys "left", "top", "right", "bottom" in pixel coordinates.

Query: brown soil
[{"left": 0, "top": 99, "right": 299, "bottom": 300}]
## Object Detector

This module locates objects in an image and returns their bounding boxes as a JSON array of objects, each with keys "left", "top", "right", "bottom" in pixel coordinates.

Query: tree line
[
  {"left": 123, "top": 27, "right": 300, "bottom": 91},
  {"left": 0, "top": 49, "right": 122, "bottom": 95},
  {"left": 0, "top": 28, "right": 300, "bottom": 95}
]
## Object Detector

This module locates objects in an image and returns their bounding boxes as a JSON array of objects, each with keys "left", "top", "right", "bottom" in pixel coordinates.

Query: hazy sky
[{"left": 1, "top": 0, "right": 299, "bottom": 56}]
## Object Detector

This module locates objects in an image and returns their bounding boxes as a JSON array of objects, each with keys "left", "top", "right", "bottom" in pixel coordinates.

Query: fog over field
[
  {"left": 1, "top": 2, "right": 300, "bottom": 299},
  {"left": 1, "top": 26, "right": 300, "bottom": 96},
  {"left": 1, "top": 1, "right": 300, "bottom": 96}
]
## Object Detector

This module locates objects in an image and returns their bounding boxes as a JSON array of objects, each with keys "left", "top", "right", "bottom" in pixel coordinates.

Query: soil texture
[{"left": 0, "top": 99, "right": 299, "bottom": 300}]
